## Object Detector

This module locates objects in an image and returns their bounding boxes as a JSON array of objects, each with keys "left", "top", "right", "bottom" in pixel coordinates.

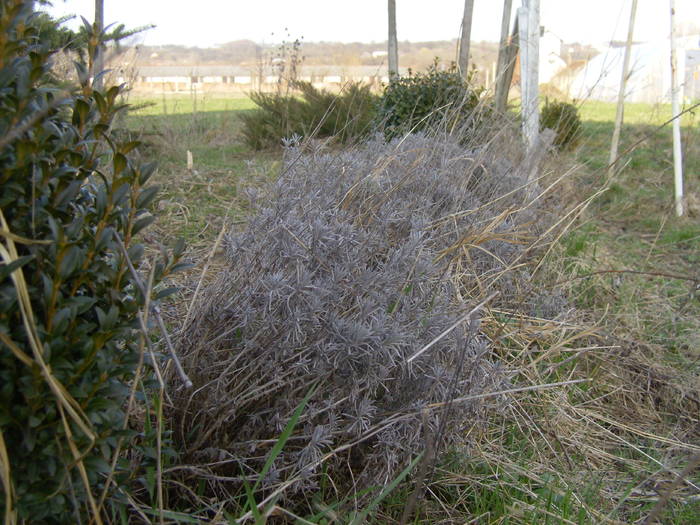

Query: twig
[
  {"left": 407, "top": 292, "right": 499, "bottom": 363},
  {"left": 399, "top": 409, "right": 435, "bottom": 525},
  {"left": 552, "top": 268, "right": 698, "bottom": 287},
  {"left": 605, "top": 101, "right": 700, "bottom": 176},
  {"left": 643, "top": 453, "right": 700, "bottom": 525},
  {"left": 426, "top": 378, "right": 590, "bottom": 409},
  {"left": 114, "top": 232, "right": 193, "bottom": 388}
]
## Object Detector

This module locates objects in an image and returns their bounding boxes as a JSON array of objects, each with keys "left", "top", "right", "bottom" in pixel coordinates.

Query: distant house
[
  {"left": 540, "top": 31, "right": 568, "bottom": 84},
  {"left": 569, "top": 35, "right": 700, "bottom": 103}
]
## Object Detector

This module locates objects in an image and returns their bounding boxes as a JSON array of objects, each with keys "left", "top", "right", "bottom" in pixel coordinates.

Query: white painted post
[
  {"left": 527, "top": 0, "right": 540, "bottom": 149},
  {"left": 518, "top": 1, "right": 540, "bottom": 150},
  {"left": 670, "top": 0, "right": 684, "bottom": 216},
  {"left": 608, "top": 0, "right": 638, "bottom": 176}
]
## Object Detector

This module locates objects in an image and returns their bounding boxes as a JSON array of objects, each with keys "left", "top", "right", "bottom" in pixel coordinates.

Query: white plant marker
[{"left": 670, "top": 0, "right": 684, "bottom": 216}]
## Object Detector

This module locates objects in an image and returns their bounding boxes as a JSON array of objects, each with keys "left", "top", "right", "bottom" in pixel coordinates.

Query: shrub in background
[
  {"left": 377, "top": 62, "right": 485, "bottom": 139},
  {"left": 540, "top": 99, "right": 582, "bottom": 150},
  {"left": 240, "top": 81, "right": 379, "bottom": 149},
  {"left": 174, "top": 128, "right": 543, "bottom": 505},
  {"left": 0, "top": 3, "right": 181, "bottom": 521}
]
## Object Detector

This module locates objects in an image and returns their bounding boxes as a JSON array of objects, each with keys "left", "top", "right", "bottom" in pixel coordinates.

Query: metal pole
[
  {"left": 670, "top": 0, "right": 684, "bottom": 216},
  {"left": 388, "top": 0, "right": 399, "bottom": 79},
  {"left": 608, "top": 0, "right": 638, "bottom": 176},
  {"left": 458, "top": 0, "right": 475, "bottom": 79}
]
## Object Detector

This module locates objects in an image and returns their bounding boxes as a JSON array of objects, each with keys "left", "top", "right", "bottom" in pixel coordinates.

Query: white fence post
[
  {"left": 670, "top": 0, "right": 684, "bottom": 216},
  {"left": 518, "top": 0, "right": 540, "bottom": 150}
]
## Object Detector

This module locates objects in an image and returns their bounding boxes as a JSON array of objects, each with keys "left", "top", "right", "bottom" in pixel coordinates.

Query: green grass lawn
[
  {"left": 577, "top": 99, "right": 698, "bottom": 125},
  {"left": 127, "top": 92, "right": 257, "bottom": 116},
  {"left": 123, "top": 93, "right": 278, "bottom": 245}
]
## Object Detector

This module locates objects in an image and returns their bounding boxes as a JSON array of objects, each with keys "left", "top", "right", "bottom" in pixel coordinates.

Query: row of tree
[{"left": 386, "top": 1, "right": 541, "bottom": 148}]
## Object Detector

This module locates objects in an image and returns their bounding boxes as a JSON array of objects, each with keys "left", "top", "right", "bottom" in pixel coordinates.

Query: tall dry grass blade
[
  {"left": 0, "top": 211, "right": 95, "bottom": 441},
  {"left": 0, "top": 210, "right": 101, "bottom": 522},
  {"left": 642, "top": 453, "right": 700, "bottom": 525},
  {"left": 0, "top": 430, "right": 16, "bottom": 525},
  {"left": 113, "top": 231, "right": 192, "bottom": 388},
  {"left": 407, "top": 292, "right": 499, "bottom": 363},
  {"left": 96, "top": 260, "right": 157, "bottom": 515},
  {"left": 58, "top": 405, "right": 103, "bottom": 525},
  {"left": 426, "top": 379, "right": 590, "bottom": 409}
]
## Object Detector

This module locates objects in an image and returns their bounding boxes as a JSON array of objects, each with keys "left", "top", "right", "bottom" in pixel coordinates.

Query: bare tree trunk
[
  {"left": 388, "top": 0, "right": 398, "bottom": 79},
  {"left": 94, "top": 0, "right": 105, "bottom": 90},
  {"left": 495, "top": 0, "right": 513, "bottom": 112},
  {"left": 458, "top": 0, "right": 475, "bottom": 78},
  {"left": 608, "top": 0, "right": 638, "bottom": 176}
]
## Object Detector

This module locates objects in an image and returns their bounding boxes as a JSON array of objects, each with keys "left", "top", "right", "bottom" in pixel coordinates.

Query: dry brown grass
[{"left": 113, "top": 98, "right": 700, "bottom": 523}]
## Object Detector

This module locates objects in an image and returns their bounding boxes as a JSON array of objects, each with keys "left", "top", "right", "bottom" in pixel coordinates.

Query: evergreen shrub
[
  {"left": 540, "top": 99, "right": 582, "bottom": 150},
  {"left": 377, "top": 62, "right": 485, "bottom": 139},
  {"left": 0, "top": 2, "right": 183, "bottom": 521},
  {"left": 240, "top": 81, "right": 379, "bottom": 149}
]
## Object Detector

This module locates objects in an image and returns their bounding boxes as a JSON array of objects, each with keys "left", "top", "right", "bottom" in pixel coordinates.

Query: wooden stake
[
  {"left": 458, "top": 0, "right": 476, "bottom": 79},
  {"left": 93, "top": 0, "right": 104, "bottom": 90},
  {"left": 670, "top": 0, "right": 684, "bottom": 216},
  {"left": 388, "top": 0, "right": 399, "bottom": 79},
  {"left": 495, "top": 0, "right": 514, "bottom": 112},
  {"left": 498, "top": 17, "right": 520, "bottom": 114},
  {"left": 608, "top": 0, "right": 638, "bottom": 177}
]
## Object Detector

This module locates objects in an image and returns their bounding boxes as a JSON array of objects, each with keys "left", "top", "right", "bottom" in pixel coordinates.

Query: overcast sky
[{"left": 45, "top": 1, "right": 700, "bottom": 48}]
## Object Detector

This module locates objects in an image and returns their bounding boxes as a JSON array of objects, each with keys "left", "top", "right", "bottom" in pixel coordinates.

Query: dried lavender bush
[{"left": 172, "top": 124, "right": 551, "bottom": 502}]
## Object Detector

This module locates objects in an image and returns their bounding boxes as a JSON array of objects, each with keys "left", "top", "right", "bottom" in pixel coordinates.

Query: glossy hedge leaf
[
  {"left": 154, "top": 286, "right": 179, "bottom": 300},
  {"left": 57, "top": 245, "right": 81, "bottom": 279},
  {"left": 136, "top": 185, "right": 159, "bottom": 209},
  {"left": 0, "top": 255, "right": 35, "bottom": 281},
  {"left": 113, "top": 152, "right": 128, "bottom": 174},
  {"left": 72, "top": 98, "right": 90, "bottom": 127},
  {"left": 119, "top": 140, "right": 141, "bottom": 155},
  {"left": 138, "top": 161, "right": 158, "bottom": 184},
  {"left": 169, "top": 261, "right": 194, "bottom": 274},
  {"left": 132, "top": 213, "right": 155, "bottom": 236}
]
